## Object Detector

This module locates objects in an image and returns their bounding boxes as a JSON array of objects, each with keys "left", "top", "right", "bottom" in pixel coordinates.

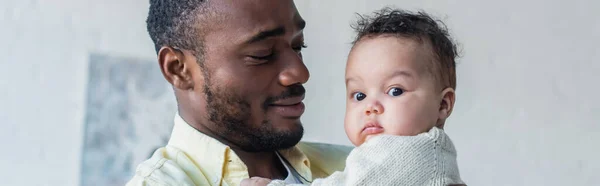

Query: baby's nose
[{"left": 365, "top": 102, "right": 384, "bottom": 115}]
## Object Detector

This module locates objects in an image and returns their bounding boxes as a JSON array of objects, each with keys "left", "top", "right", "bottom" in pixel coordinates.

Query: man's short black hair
[
  {"left": 352, "top": 7, "right": 458, "bottom": 90},
  {"left": 146, "top": 0, "right": 208, "bottom": 55}
]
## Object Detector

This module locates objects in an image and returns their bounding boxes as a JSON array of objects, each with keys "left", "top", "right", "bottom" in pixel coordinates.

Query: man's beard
[{"left": 203, "top": 78, "right": 305, "bottom": 152}]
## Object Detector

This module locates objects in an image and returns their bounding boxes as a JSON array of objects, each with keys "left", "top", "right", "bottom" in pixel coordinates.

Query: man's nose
[{"left": 278, "top": 50, "right": 310, "bottom": 86}]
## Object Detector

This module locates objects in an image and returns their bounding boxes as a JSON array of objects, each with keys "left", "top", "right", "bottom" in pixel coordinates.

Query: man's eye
[
  {"left": 352, "top": 92, "right": 366, "bottom": 101},
  {"left": 248, "top": 53, "right": 274, "bottom": 61},
  {"left": 293, "top": 44, "right": 308, "bottom": 52},
  {"left": 387, "top": 87, "right": 404, "bottom": 96}
]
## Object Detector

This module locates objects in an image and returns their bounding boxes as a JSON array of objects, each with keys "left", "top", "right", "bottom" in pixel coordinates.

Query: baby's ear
[{"left": 436, "top": 87, "right": 456, "bottom": 128}]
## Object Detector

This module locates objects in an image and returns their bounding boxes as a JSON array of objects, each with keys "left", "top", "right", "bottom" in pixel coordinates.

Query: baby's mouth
[{"left": 362, "top": 121, "right": 384, "bottom": 137}]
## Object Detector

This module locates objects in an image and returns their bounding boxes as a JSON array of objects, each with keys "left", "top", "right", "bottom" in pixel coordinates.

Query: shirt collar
[{"left": 167, "top": 113, "right": 313, "bottom": 185}]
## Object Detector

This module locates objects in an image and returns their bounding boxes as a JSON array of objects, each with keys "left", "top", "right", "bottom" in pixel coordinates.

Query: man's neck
[
  {"left": 178, "top": 111, "right": 288, "bottom": 179},
  {"left": 233, "top": 149, "right": 288, "bottom": 180}
]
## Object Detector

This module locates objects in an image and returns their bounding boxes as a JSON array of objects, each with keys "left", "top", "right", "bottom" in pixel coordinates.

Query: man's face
[{"left": 188, "top": 0, "right": 309, "bottom": 152}]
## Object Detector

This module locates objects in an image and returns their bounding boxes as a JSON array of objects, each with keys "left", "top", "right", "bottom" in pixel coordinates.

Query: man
[{"left": 127, "top": 0, "right": 351, "bottom": 185}]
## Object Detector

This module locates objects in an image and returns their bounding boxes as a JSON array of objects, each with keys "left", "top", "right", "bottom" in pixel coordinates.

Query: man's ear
[
  {"left": 157, "top": 47, "right": 195, "bottom": 90},
  {"left": 436, "top": 87, "right": 456, "bottom": 128}
]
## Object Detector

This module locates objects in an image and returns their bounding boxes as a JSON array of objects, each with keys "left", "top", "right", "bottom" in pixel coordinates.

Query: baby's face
[{"left": 344, "top": 36, "right": 443, "bottom": 146}]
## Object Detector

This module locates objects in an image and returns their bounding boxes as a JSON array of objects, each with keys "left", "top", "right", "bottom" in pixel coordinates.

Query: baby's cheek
[
  {"left": 344, "top": 111, "right": 363, "bottom": 146},
  {"left": 386, "top": 115, "right": 430, "bottom": 136},
  {"left": 406, "top": 118, "right": 435, "bottom": 135}
]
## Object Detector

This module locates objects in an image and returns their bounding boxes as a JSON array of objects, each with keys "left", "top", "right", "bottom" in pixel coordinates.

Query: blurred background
[{"left": 0, "top": 0, "right": 598, "bottom": 185}]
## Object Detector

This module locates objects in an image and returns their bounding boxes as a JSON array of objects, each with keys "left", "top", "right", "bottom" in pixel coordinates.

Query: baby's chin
[
  {"left": 365, "top": 133, "right": 381, "bottom": 142},
  {"left": 361, "top": 129, "right": 421, "bottom": 144}
]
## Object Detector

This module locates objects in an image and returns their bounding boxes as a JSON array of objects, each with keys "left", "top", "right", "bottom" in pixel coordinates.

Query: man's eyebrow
[
  {"left": 244, "top": 20, "right": 305, "bottom": 45},
  {"left": 245, "top": 26, "right": 285, "bottom": 44}
]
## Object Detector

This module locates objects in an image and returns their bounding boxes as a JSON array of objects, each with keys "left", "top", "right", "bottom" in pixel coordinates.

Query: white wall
[
  {"left": 0, "top": 0, "right": 154, "bottom": 185},
  {"left": 296, "top": 0, "right": 600, "bottom": 185},
  {"left": 1, "top": 0, "right": 598, "bottom": 185}
]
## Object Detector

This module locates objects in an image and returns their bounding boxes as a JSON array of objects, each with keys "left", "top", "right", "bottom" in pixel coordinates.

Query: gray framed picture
[{"left": 80, "top": 53, "right": 175, "bottom": 186}]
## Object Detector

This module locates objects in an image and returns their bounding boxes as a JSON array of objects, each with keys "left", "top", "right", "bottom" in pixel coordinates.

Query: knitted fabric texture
[{"left": 267, "top": 127, "right": 464, "bottom": 186}]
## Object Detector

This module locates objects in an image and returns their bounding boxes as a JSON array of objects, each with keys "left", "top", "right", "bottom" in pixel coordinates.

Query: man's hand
[{"left": 240, "top": 177, "right": 272, "bottom": 186}]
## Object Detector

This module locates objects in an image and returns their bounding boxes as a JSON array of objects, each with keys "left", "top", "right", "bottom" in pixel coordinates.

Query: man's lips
[
  {"left": 268, "top": 95, "right": 305, "bottom": 118},
  {"left": 269, "top": 95, "right": 305, "bottom": 106}
]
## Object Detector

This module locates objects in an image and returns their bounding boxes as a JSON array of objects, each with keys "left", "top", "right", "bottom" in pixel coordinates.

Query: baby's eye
[
  {"left": 352, "top": 92, "right": 367, "bottom": 101},
  {"left": 387, "top": 87, "right": 404, "bottom": 96}
]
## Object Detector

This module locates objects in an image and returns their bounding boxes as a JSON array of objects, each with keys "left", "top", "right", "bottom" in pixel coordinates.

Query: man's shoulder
[
  {"left": 296, "top": 141, "right": 353, "bottom": 178},
  {"left": 126, "top": 146, "right": 204, "bottom": 186}
]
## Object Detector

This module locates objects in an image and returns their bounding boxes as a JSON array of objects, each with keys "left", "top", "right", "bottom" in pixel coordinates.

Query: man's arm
[
  {"left": 125, "top": 158, "right": 198, "bottom": 186},
  {"left": 126, "top": 174, "right": 167, "bottom": 186},
  {"left": 240, "top": 177, "right": 306, "bottom": 186},
  {"left": 240, "top": 170, "right": 349, "bottom": 186}
]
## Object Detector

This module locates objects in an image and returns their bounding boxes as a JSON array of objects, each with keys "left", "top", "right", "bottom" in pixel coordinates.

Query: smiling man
[{"left": 126, "top": 0, "right": 350, "bottom": 185}]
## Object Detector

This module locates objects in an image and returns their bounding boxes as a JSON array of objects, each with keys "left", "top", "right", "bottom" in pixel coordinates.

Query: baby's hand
[{"left": 240, "top": 177, "right": 272, "bottom": 186}]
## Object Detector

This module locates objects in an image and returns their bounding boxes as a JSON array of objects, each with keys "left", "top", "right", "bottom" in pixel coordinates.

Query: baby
[{"left": 242, "top": 7, "right": 465, "bottom": 186}]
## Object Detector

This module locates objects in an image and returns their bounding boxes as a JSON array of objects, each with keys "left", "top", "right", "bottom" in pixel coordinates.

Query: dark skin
[{"left": 156, "top": 0, "right": 309, "bottom": 180}]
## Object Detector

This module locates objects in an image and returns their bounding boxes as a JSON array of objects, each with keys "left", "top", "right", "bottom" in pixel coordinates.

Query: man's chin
[
  {"left": 268, "top": 117, "right": 303, "bottom": 129},
  {"left": 240, "top": 135, "right": 303, "bottom": 152},
  {"left": 278, "top": 126, "right": 304, "bottom": 149},
  {"left": 243, "top": 124, "right": 304, "bottom": 152}
]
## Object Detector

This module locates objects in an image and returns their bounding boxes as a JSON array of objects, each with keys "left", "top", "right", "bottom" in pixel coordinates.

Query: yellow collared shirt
[{"left": 126, "top": 114, "right": 351, "bottom": 186}]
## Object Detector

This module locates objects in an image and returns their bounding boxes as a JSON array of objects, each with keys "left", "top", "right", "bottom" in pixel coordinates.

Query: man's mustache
[{"left": 263, "top": 84, "right": 306, "bottom": 109}]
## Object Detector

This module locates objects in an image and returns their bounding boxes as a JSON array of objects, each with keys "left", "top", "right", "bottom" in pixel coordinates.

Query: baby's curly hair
[{"left": 352, "top": 7, "right": 458, "bottom": 90}]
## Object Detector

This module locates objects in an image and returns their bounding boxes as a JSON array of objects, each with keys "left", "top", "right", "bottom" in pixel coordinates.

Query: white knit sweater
[{"left": 268, "top": 127, "right": 464, "bottom": 186}]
